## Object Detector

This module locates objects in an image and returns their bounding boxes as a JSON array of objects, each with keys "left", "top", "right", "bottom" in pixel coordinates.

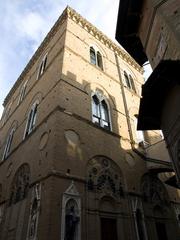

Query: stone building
[
  {"left": 116, "top": 0, "right": 180, "bottom": 186},
  {"left": 0, "top": 6, "right": 179, "bottom": 240}
]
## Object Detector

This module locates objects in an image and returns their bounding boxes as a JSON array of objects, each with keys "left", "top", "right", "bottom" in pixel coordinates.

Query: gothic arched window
[
  {"left": 124, "top": 71, "right": 136, "bottom": 93},
  {"left": 92, "top": 94, "right": 111, "bottom": 130},
  {"left": 129, "top": 74, "right": 136, "bottom": 93},
  {"left": 18, "top": 80, "right": 28, "bottom": 105},
  {"left": 97, "top": 51, "right": 103, "bottom": 69},
  {"left": 124, "top": 71, "right": 131, "bottom": 89},
  {"left": 90, "top": 47, "right": 103, "bottom": 70},
  {"left": 90, "top": 47, "right": 96, "bottom": 65},
  {"left": 2, "top": 128, "right": 15, "bottom": 161},
  {"left": 9, "top": 164, "right": 30, "bottom": 205},
  {"left": 24, "top": 101, "right": 39, "bottom": 138},
  {"left": 37, "top": 53, "right": 48, "bottom": 79},
  {"left": 141, "top": 174, "right": 169, "bottom": 204}
]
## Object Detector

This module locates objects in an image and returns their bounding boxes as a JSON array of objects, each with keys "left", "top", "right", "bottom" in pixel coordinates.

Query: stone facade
[
  {"left": 0, "top": 6, "right": 179, "bottom": 240},
  {"left": 116, "top": 0, "right": 180, "bottom": 67},
  {"left": 116, "top": 0, "right": 180, "bottom": 186},
  {"left": 138, "top": 0, "right": 180, "bottom": 68}
]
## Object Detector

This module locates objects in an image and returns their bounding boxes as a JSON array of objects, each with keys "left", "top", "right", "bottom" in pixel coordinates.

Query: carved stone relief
[{"left": 87, "top": 156, "right": 124, "bottom": 198}]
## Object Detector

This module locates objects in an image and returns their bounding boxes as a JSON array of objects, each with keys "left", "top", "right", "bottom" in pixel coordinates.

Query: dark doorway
[
  {"left": 101, "top": 218, "right": 118, "bottom": 240},
  {"left": 155, "top": 222, "right": 168, "bottom": 240}
]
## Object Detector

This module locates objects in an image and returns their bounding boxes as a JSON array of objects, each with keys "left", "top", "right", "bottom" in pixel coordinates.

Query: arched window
[
  {"left": 97, "top": 51, "right": 103, "bottom": 69},
  {"left": 24, "top": 101, "right": 39, "bottom": 138},
  {"left": 2, "top": 102, "right": 12, "bottom": 125},
  {"left": 92, "top": 94, "right": 111, "bottom": 130},
  {"left": 124, "top": 71, "right": 136, "bottom": 93},
  {"left": 92, "top": 95, "right": 100, "bottom": 125},
  {"left": 129, "top": 75, "right": 136, "bottom": 93},
  {"left": 90, "top": 47, "right": 96, "bottom": 65},
  {"left": 124, "top": 71, "right": 131, "bottom": 89},
  {"left": 18, "top": 80, "right": 28, "bottom": 105},
  {"left": 9, "top": 164, "right": 30, "bottom": 205},
  {"left": 90, "top": 47, "right": 103, "bottom": 70},
  {"left": 37, "top": 53, "right": 48, "bottom": 79},
  {"left": 2, "top": 128, "right": 15, "bottom": 161}
]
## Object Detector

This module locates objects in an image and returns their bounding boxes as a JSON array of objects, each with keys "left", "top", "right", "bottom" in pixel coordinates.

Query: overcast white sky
[{"left": 0, "top": 0, "right": 152, "bottom": 117}]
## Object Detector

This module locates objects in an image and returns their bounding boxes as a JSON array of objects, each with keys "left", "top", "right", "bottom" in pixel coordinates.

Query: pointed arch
[
  {"left": 91, "top": 92, "right": 111, "bottom": 130},
  {"left": 86, "top": 156, "right": 124, "bottom": 197},
  {"left": 61, "top": 181, "right": 81, "bottom": 240},
  {"left": 89, "top": 45, "right": 103, "bottom": 70},
  {"left": 9, "top": 164, "right": 30, "bottom": 205}
]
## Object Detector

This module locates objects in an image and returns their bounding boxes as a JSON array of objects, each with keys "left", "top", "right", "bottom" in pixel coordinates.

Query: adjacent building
[
  {"left": 0, "top": 6, "right": 179, "bottom": 240},
  {"left": 116, "top": 0, "right": 180, "bottom": 187}
]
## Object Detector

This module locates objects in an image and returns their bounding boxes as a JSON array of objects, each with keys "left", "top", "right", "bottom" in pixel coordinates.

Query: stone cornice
[
  {"left": 66, "top": 6, "right": 143, "bottom": 73},
  {"left": 4, "top": 6, "right": 143, "bottom": 106}
]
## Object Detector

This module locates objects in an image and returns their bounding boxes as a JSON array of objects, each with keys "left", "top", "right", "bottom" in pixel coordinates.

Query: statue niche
[{"left": 65, "top": 199, "right": 80, "bottom": 240}]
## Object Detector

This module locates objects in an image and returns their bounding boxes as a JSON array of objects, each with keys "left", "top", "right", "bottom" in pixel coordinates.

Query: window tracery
[
  {"left": 90, "top": 46, "right": 103, "bottom": 70},
  {"left": 141, "top": 174, "right": 169, "bottom": 204},
  {"left": 92, "top": 93, "right": 111, "bottom": 130},
  {"left": 124, "top": 71, "right": 136, "bottom": 93},
  {"left": 9, "top": 164, "right": 30, "bottom": 205},
  {"left": 87, "top": 156, "right": 124, "bottom": 198}
]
